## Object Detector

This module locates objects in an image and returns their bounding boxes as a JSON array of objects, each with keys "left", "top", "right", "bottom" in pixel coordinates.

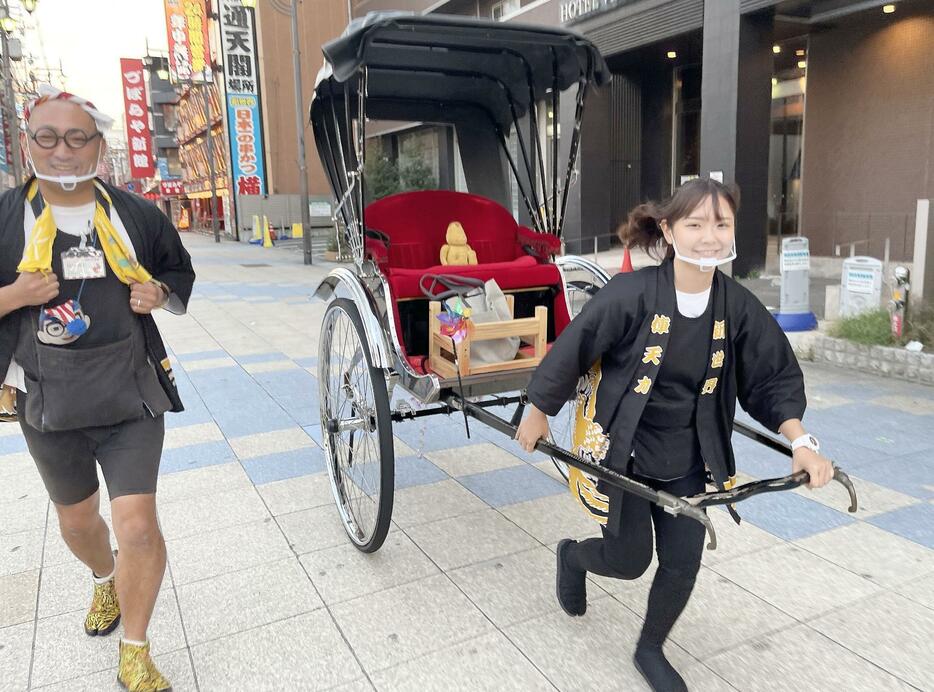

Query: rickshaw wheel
[
  {"left": 319, "top": 298, "right": 394, "bottom": 553},
  {"left": 546, "top": 280, "right": 602, "bottom": 482}
]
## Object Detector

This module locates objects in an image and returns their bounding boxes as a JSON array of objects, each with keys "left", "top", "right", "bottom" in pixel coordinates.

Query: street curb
[{"left": 792, "top": 333, "right": 934, "bottom": 386}]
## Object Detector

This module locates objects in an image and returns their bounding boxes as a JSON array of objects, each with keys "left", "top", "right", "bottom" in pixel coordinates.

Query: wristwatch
[{"left": 791, "top": 433, "right": 820, "bottom": 454}]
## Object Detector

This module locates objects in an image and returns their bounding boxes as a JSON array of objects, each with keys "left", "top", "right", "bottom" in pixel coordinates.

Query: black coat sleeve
[
  {"left": 733, "top": 285, "right": 807, "bottom": 432},
  {"left": 148, "top": 207, "right": 195, "bottom": 315},
  {"left": 526, "top": 272, "right": 642, "bottom": 416}
]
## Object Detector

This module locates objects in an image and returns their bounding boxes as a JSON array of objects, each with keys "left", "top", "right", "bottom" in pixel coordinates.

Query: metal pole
[
  {"left": 1, "top": 0, "right": 23, "bottom": 186},
  {"left": 290, "top": 0, "right": 313, "bottom": 265},
  {"left": 201, "top": 83, "right": 221, "bottom": 243}
]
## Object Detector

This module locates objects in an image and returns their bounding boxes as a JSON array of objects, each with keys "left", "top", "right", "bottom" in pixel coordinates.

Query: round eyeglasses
[{"left": 27, "top": 127, "right": 102, "bottom": 150}]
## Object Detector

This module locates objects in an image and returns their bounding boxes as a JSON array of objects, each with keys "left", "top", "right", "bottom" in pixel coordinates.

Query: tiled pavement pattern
[{"left": 1, "top": 235, "right": 932, "bottom": 690}]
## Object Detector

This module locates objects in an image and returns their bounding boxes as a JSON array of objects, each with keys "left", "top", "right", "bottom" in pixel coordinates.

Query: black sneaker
[
  {"left": 555, "top": 539, "right": 587, "bottom": 616},
  {"left": 634, "top": 643, "right": 688, "bottom": 692}
]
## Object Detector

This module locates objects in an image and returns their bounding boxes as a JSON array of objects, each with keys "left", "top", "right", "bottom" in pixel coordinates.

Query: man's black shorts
[{"left": 17, "top": 390, "right": 166, "bottom": 505}]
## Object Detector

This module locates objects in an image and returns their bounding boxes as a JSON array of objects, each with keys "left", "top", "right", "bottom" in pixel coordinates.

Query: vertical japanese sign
[
  {"left": 219, "top": 0, "right": 266, "bottom": 196},
  {"left": 120, "top": 58, "right": 156, "bottom": 180},
  {"left": 163, "top": 0, "right": 213, "bottom": 83}
]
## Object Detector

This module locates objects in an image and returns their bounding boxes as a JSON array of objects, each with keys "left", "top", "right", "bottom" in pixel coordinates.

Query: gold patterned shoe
[
  {"left": 84, "top": 568, "right": 121, "bottom": 636},
  {"left": 117, "top": 640, "right": 172, "bottom": 692}
]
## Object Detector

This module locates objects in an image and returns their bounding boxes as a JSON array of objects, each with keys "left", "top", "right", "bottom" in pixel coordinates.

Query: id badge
[{"left": 61, "top": 247, "right": 106, "bottom": 280}]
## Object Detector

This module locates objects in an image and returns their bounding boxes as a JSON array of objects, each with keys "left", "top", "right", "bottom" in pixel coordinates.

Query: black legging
[{"left": 565, "top": 467, "right": 707, "bottom": 648}]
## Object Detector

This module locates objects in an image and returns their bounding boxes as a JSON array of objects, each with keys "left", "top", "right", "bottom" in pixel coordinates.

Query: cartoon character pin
[{"left": 37, "top": 299, "right": 91, "bottom": 345}]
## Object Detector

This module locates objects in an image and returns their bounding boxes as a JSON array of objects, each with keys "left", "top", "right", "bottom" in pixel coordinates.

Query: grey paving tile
[
  {"left": 0, "top": 568, "right": 38, "bottom": 628},
  {"left": 330, "top": 573, "right": 494, "bottom": 673},
  {"left": 155, "top": 461, "right": 253, "bottom": 504},
  {"left": 255, "top": 471, "right": 334, "bottom": 516},
  {"left": 157, "top": 485, "right": 271, "bottom": 541},
  {"left": 162, "top": 421, "right": 225, "bottom": 450},
  {"left": 448, "top": 545, "right": 610, "bottom": 629},
  {"left": 33, "top": 648, "right": 197, "bottom": 691},
  {"left": 227, "top": 426, "right": 316, "bottom": 460},
  {"left": 679, "top": 663, "right": 739, "bottom": 692},
  {"left": 0, "top": 468, "right": 47, "bottom": 506},
  {"left": 370, "top": 630, "right": 554, "bottom": 691},
  {"left": 0, "top": 494, "right": 47, "bottom": 536},
  {"left": 277, "top": 503, "right": 352, "bottom": 554},
  {"left": 390, "top": 479, "right": 488, "bottom": 528},
  {"left": 30, "top": 608, "right": 121, "bottom": 688},
  {"left": 144, "top": 586, "right": 188, "bottom": 656},
  {"left": 611, "top": 563, "right": 796, "bottom": 659},
  {"left": 0, "top": 621, "right": 33, "bottom": 692},
  {"left": 505, "top": 596, "right": 694, "bottom": 691},
  {"left": 0, "top": 528, "right": 43, "bottom": 577},
  {"left": 191, "top": 609, "right": 362, "bottom": 689},
  {"left": 176, "top": 557, "right": 321, "bottom": 644},
  {"left": 893, "top": 572, "right": 934, "bottom": 610},
  {"left": 167, "top": 518, "right": 292, "bottom": 585},
  {"left": 710, "top": 543, "right": 882, "bottom": 620},
  {"left": 498, "top": 492, "right": 602, "bottom": 545},
  {"left": 795, "top": 522, "right": 934, "bottom": 588},
  {"left": 424, "top": 442, "right": 523, "bottom": 477},
  {"left": 300, "top": 531, "right": 439, "bottom": 605},
  {"left": 809, "top": 591, "right": 934, "bottom": 690},
  {"left": 405, "top": 509, "right": 538, "bottom": 571},
  {"left": 705, "top": 623, "right": 917, "bottom": 692},
  {"left": 700, "top": 506, "right": 787, "bottom": 567},
  {"left": 792, "top": 473, "right": 920, "bottom": 518},
  {"left": 37, "top": 558, "right": 96, "bottom": 619}
]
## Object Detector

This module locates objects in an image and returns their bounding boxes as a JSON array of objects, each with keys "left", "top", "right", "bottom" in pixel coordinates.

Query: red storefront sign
[
  {"left": 119, "top": 58, "right": 155, "bottom": 179},
  {"left": 163, "top": 0, "right": 212, "bottom": 83},
  {"left": 161, "top": 179, "right": 184, "bottom": 196}
]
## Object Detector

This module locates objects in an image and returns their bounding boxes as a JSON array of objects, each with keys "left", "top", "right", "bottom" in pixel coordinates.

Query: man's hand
[
  {"left": 792, "top": 448, "right": 834, "bottom": 489},
  {"left": 516, "top": 405, "right": 550, "bottom": 453},
  {"left": 12, "top": 271, "right": 60, "bottom": 308},
  {"left": 129, "top": 281, "right": 166, "bottom": 315}
]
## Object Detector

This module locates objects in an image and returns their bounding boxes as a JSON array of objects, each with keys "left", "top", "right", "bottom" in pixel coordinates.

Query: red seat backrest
[{"left": 364, "top": 191, "right": 520, "bottom": 268}]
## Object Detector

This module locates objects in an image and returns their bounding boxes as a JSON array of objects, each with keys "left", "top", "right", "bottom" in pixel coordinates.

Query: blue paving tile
[
  {"left": 163, "top": 407, "right": 215, "bottom": 429},
  {"left": 0, "top": 434, "right": 28, "bottom": 455},
  {"left": 235, "top": 352, "right": 288, "bottom": 365},
  {"left": 159, "top": 440, "right": 238, "bottom": 475},
  {"left": 458, "top": 464, "right": 565, "bottom": 508},
  {"left": 394, "top": 455, "right": 448, "bottom": 489},
  {"left": 394, "top": 419, "right": 484, "bottom": 453},
  {"left": 176, "top": 349, "right": 228, "bottom": 362},
  {"left": 804, "top": 404, "right": 934, "bottom": 456},
  {"left": 733, "top": 489, "right": 855, "bottom": 541},
  {"left": 846, "top": 453, "right": 934, "bottom": 501},
  {"left": 294, "top": 357, "right": 318, "bottom": 369},
  {"left": 868, "top": 504, "right": 934, "bottom": 549},
  {"left": 241, "top": 448, "right": 326, "bottom": 485},
  {"left": 211, "top": 407, "right": 296, "bottom": 438},
  {"left": 303, "top": 424, "right": 323, "bottom": 447},
  {"left": 732, "top": 433, "right": 792, "bottom": 479}
]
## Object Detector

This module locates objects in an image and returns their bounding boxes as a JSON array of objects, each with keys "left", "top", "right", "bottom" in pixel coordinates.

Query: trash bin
[
  {"left": 775, "top": 237, "right": 817, "bottom": 331},
  {"left": 840, "top": 256, "right": 883, "bottom": 317}
]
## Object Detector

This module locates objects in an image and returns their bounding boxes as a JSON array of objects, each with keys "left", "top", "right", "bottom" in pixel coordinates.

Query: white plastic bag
[{"left": 464, "top": 279, "right": 519, "bottom": 365}]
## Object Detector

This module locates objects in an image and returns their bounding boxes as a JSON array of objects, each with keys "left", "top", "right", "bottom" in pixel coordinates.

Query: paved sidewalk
[{"left": 1, "top": 234, "right": 932, "bottom": 691}]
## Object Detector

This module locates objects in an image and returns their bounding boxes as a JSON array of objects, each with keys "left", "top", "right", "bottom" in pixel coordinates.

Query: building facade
[{"left": 343, "top": 0, "right": 934, "bottom": 274}]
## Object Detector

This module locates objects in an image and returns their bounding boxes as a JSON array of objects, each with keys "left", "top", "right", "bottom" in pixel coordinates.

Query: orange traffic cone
[{"left": 620, "top": 246, "right": 634, "bottom": 273}]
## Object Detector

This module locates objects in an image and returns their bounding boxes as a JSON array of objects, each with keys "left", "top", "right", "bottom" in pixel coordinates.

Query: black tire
[{"left": 318, "top": 297, "right": 394, "bottom": 552}]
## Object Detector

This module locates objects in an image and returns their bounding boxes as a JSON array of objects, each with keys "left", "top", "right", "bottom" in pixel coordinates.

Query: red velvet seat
[{"left": 363, "top": 190, "right": 569, "bottom": 374}]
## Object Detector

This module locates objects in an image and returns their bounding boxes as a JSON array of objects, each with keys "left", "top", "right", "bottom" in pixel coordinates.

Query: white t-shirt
[
  {"left": 675, "top": 287, "right": 711, "bottom": 319},
  {"left": 3, "top": 201, "right": 137, "bottom": 392}
]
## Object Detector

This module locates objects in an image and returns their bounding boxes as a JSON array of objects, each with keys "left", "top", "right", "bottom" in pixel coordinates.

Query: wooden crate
[{"left": 428, "top": 295, "right": 548, "bottom": 378}]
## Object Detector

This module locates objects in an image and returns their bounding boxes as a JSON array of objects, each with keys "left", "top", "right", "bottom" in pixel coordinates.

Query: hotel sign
[{"left": 559, "top": 0, "right": 635, "bottom": 23}]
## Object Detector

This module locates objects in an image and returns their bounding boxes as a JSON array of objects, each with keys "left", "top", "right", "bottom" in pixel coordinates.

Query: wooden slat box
[{"left": 428, "top": 295, "right": 547, "bottom": 378}]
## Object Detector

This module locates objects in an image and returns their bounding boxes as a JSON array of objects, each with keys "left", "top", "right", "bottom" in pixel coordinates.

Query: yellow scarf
[{"left": 18, "top": 179, "right": 152, "bottom": 285}]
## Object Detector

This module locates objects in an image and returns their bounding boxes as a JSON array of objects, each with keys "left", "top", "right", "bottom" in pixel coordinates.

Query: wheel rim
[
  {"left": 547, "top": 401, "right": 574, "bottom": 482},
  {"left": 319, "top": 305, "right": 384, "bottom": 547}
]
